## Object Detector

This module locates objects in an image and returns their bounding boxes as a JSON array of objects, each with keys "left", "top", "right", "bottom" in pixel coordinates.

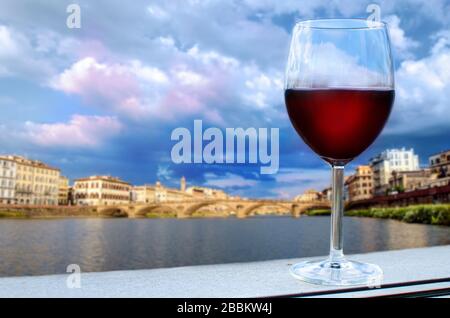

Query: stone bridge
[{"left": 96, "top": 199, "right": 331, "bottom": 219}]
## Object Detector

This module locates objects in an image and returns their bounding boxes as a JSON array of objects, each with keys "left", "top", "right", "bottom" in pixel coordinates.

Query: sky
[{"left": 0, "top": 0, "right": 449, "bottom": 199}]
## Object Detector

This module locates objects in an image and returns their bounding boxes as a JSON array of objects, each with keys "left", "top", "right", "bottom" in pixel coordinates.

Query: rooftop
[
  {"left": 0, "top": 155, "right": 60, "bottom": 171},
  {"left": 74, "top": 175, "right": 131, "bottom": 185},
  {"left": 429, "top": 149, "right": 450, "bottom": 157}
]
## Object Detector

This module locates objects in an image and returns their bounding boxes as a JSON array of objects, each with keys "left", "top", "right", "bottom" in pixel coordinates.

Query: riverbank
[
  {"left": 306, "top": 204, "right": 450, "bottom": 226},
  {"left": 0, "top": 206, "right": 232, "bottom": 219},
  {"left": 0, "top": 206, "right": 118, "bottom": 219}
]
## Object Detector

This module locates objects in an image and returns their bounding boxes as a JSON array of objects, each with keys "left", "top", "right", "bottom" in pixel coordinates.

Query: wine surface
[{"left": 285, "top": 88, "right": 394, "bottom": 165}]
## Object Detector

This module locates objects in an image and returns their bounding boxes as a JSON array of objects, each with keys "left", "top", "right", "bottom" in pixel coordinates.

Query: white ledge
[{"left": 0, "top": 245, "right": 449, "bottom": 298}]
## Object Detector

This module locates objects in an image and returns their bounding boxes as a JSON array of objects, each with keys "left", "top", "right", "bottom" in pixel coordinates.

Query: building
[
  {"left": 58, "top": 176, "right": 70, "bottom": 205},
  {"left": 295, "top": 189, "right": 322, "bottom": 202},
  {"left": 180, "top": 176, "right": 186, "bottom": 192},
  {"left": 389, "top": 169, "right": 438, "bottom": 193},
  {"left": 68, "top": 186, "right": 75, "bottom": 205},
  {"left": 185, "top": 186, "right": 228, "bottom": 200},
  {"left": 74, "top": 176, "right": 131, "bottom": 206},
  {"left": 370, "top": 148, "right": 419, "bottom": 196},
  {"left": 0, "top": 157, "right": 17, "bottom": 204},
  {"left": 429, "top": 150, "right": 450, "bottom": 178},
  {"left": 134, "top": 177, "right": 195, "bottom": 203},
  {"left": 422, "top": 177, "right": 450, "bottom": 188},
  {"left": 133, "top": 177, "right": 228, "bottom": 204},
  {"left": 133, "top": 185, "right": 157, "bottom": 203},
  {"left": 321, "top": 187, "right": 332, "bottom": 202},
  {"left": 346, "top": 165, "right": 374, "bottom": 202},
  {"left": 156, "top": 181, "right": 194, "bottom": 202},
  {"left": 0, "top": 155, "right": 60, "bottom": 205}
]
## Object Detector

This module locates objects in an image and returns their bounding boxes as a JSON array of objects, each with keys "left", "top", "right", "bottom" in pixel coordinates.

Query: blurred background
[{"left": 0, "top": 1, "right": 448, "bottom": 277}]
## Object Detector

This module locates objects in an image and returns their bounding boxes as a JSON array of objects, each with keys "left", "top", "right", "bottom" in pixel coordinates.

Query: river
[{"left": 0, "top": 216, "right": 449, "bottom": 277}]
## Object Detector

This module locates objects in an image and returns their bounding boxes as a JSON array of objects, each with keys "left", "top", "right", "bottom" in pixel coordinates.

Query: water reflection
[{"left": 0, "top": 216, "right": 448, "bottom": 277}]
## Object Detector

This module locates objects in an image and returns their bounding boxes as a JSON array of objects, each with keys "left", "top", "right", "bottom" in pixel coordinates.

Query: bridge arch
[
  {"left": 98, "top": 206, "right": 129, "bottom": 217},
  {"left": 182, "top": 201, "right": 234, "bottom": 217},
  {"left": 296, "top": 202, "right": 332, "bottom": 217},
  {"left": 134, "top": 204, "right": 178, "bottom": 218},
  {"left": 239, "top": 202, "right": 291, "bottom": 218}
]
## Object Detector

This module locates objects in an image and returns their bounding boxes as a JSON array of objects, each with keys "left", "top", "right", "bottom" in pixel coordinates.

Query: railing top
[{"left": 0, "top": 245, "right": 448, "bottom": 298}]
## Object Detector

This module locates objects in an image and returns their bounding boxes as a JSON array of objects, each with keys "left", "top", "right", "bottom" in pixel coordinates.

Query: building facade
[
  {"left": 429, "top": 150, "right": 450, "bottom": 179},
  {"left": 74, "top": 176, "right": 131, "bottom": 206},
  {"left": 321, "top": 187, "right": 332, "bottom": 202},
  {"left": 0, "top": 155, "right": 60, "bottom": 205},
  {"left": 58, "top": 176, "right": 70, "bottom": 205},
  {"left": 156, "top": 183, "right": 194, "bottom": 202},
  {"left": 133, "top": 185, "right": 157, "bottom": 203},
  {"left": 295, "top": 189, "right": 322, "bottom": 202},
  {"left": 0, "top": 157, "right": 17, "bottom": 204},
  {"left": 185, "top": 186, "right": 228, "bottom": 200},
  {"left": 389, "top": 169, "right": 438, "bottom": 193},
  {"left": 346, "top": 165, "right": 373, "bottom": 202},
  {"left": 134, "top": 177, "right": 195, "bottom": 204},
  {"left": 370, "top": 148, "right": 419, "bottom": 196},
  {"left": 180, "top": 176, "right": 186, "bottom": 192},
  {"left": 134, "top": 178, "right": 229, "bottom": 204}
]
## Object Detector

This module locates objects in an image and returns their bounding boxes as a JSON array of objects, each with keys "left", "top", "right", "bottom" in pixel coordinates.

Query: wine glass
[{"left": 285, "top": 19, "right": 395, "bottom": 285}]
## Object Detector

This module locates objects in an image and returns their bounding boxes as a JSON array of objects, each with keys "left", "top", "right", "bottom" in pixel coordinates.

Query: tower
[{"left": 180, "top": 176, "right": 186, "bottom": 192}]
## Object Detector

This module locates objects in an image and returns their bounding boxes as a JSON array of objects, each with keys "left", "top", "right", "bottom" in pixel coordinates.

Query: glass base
[{"left": 290, "top": 258, "right": 383, "bottom": 286}]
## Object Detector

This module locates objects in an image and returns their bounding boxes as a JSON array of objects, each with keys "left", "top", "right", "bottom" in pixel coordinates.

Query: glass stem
[{"left": 329, "top": 165, "right": 345, "bottom": 263}]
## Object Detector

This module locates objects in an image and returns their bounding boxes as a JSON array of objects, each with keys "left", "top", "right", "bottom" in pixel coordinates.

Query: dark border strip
[
  {"left": 380, "top": 287, "right": 450, "bottom": 298},
  {"left": 272, "top": 276, "right": 450, "bottom": 298}
]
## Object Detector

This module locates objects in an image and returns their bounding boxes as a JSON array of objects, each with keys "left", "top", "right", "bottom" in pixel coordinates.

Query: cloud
[
  {"left": 50, "top": 57, "right": 168, "bottom": 119},
  {"left": 0, "top": 25, "right": 54, "bottom": 78},
  {"left": 386, "top": 15, "right": 419, "bottom": 59},
  {"left": 271, "top": 168, "right": 331, "bottom": 199},
  {"left": 204, "top": 172, "right": 258, "bottom": 189},
  {"left": 25, "top": 115, "right": 122, "bottom": 147},
  {"left": 242, "top": 0, "right": 362, "bottom": 18},
  {"left": 50, "top": 45, "right": 284, "bottom": 125},
  {"left": 156, "top": 165, "right": 174, "bottom": 182},
  {"left": 387, "top": 30, "right": 450, "bottom": 134},
  {"left": 286, "top": 41, "right": 390, "bottom": 88}
]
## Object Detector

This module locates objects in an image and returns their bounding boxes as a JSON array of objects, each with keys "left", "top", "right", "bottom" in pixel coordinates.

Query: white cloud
[
  {"left": 204, "top": 172, "right": 258, "bottom": 188},
  {"left": 25, "top": 115, "right": 122, "bottom": 147},
  {"left": 271, "top": 168, "right": 331, "bottom": 199},
  {"left": 147, "top": 5, "right": 169, "bottom": 20},
  {"left": 130, "top": 60, "right": 169, "bottom": 84},
  {"left": 156, "top": 165, "right": 174, "bottom": 181},
  {"left": 50, "top": 42, "right": 285, "bottom": 125},
  {"left": 286, "top": 41, "right": 391, "bottom": 89},
  {"left": 243, "top": 70, "right": 283, "bottom": 108},
  {"left": 0, "top": 25, "right": 22, "bottom": 56},
  {"left": 173, "top": 68, "right": 207, "bottom": 86},
  {"left": 50, "top": 57, "right": 168, "bottom": 119},
  {"left": 386, "top": 15, "right": 419, "bottom": 59},
  {"left": 0, "top": 25, "right": 54, "bottom": 78},
  {"left": 242, "top": 0, "right": 362, "bottom": 17},
  {"left": 387, "top": 30, "right": 450, "bottom": 134}
]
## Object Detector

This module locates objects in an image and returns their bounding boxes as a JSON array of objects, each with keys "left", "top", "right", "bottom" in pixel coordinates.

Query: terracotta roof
[{"left": 74, "top": 176, "right": 131, "bottom": 185}]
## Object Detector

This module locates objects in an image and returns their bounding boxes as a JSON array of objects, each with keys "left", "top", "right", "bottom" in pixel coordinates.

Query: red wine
[{"left": 285, "top": 88, "right": 394, "bottom": 165}]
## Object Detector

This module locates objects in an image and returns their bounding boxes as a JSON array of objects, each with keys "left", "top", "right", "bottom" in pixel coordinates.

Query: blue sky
[{"left": 0, "top": 0, "right": 449, "bottom": 198}]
